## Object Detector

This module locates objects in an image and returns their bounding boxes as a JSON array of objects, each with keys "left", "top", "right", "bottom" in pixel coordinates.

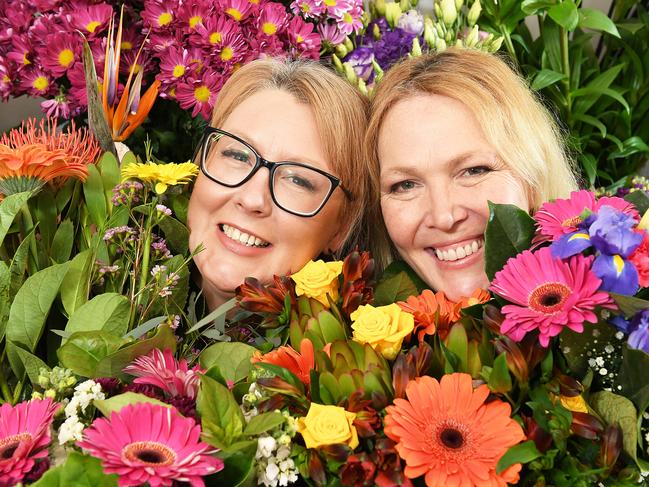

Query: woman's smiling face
[
  {"left": 378, "top": 94, "right": 530, "bottom": 301},
  {"left": 188, "top": 88, "right": 345, "bottom": 309}
]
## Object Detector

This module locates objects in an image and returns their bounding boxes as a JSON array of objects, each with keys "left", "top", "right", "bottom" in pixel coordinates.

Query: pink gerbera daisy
[
  {"left": 490, "top": 247, "right": 614, "bottom": 346},
  {"left": 123, "top": 348, "right": 205, "bottom": 399},
  {"left": 534, "top": 190, "right": 639, "bottom": 243},
  {"left": 77, "top": 403, "right": 223, "bottom": 487},
  {"left": 0, "top": 398, "right": 59, "bottom": 486}
]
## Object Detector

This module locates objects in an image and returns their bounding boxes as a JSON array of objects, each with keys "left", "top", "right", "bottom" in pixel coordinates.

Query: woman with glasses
[
  {"left": 188, "top": 58, "right": 368, "bottom": 310},
  {"left": 366, "top": 48, "right": 578, "bottom": 301}
]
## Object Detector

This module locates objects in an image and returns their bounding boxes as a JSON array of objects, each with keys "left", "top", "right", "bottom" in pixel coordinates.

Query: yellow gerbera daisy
[{"left": 121, "top": 161, "right": 198, "bottom": 194}]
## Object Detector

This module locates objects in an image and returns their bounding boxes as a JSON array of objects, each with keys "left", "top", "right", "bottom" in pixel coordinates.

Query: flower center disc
[
  {"left": 561, "top": 215, "right": 582, "bottom": 228},
  {"left": 440, "top": 428, "right": 464, "bottom": 449},
  {"left": 0, "top": 432, "right": 31, "bottom": 459},
  {"left": 528, "top": 282, "right": 571, "bottom": 314},
  {"left": 123, "top": 441, "right": 177, "bottom": 466}
]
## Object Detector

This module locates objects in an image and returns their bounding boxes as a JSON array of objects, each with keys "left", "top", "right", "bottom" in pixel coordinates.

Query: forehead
[{"left": 378, "top": 94, "right": 494, "bottom": 170}]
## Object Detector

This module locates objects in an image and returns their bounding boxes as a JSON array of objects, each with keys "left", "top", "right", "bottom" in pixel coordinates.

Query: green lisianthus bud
[
  {"left": 44, "top": 389, "right": 56, "bottom": 399},
  {"left": 411, "top": 37, "right": 422, "bottom": 56},
  {"left": 373, "top": 23, "right": 382, "bottom": 40},
  {"left": 332, "top": 54, "right": 344, "bottom": 72},
  {"left": 466, "top": 24, "right": 479, "bottom": 47},
  {"left": 441, "top": 0, "right": 457, "bottom": 27},
  {"left": 455, "top": 0, "right": 464, "bottom": 11},
  {"left": 436, "top": 23, "right": 445, "bottom": 38},
  {"left": 435, "top": 37, "right": 447, "bottom": 51},
  {"left": 385, "top": 2, "right": 403, "bottom": 28},
  {"left": 371, "top": 59, "right": 384, "bottom": 82},
  {"left": 335, "top": 43, "right": 349, "bottom": 58},
  {"left": 424, "top": 18, "right": 436, "bottom": 48},
  {"left": 375, "top": 0, "right": 386, "bottom": 16},
  {"left": 344, "top": 37, "right": 353, "bottom": 51},
  {"left": 343, "top": 62, "right": 358, "bottom": 84},
  {"left": 434, "top": 2, "right": 442, "bottom": 19},
  {"left": 488, "top": 36, "right": 505, "bottom": 52},
  {"left": 400, "top": 0, "right": 411, "bottom": 11},
  {"left": 358, "top": 78, "right": 368, "bottom": 96},
  {"left": 468, "top": 0, "right": 481, "bottom": 26}
]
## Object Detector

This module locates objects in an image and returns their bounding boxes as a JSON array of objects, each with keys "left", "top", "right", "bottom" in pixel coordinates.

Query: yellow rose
[
  {"left": 297, "top": 403, "right": 358, "bottom": 449},
  {"left": 291, "top": 260, "right": 343, "bottom": 306},
  {"left": 350, "top": 303, "right": 414, "bottom": 360},
  {"left": 560, "top": 394, "right": 589, "bottom": 413}
]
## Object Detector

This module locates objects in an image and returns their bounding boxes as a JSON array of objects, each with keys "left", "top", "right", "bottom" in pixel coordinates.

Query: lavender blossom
[
  {"left": 397, "top": 9, "right": 425, "bottom": 35},
  {"left": 344, "top": 47, "right": 375, "bottom": 81}
]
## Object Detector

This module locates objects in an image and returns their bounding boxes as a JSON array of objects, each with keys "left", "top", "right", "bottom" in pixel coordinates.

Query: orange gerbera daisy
[
  {"left": 384, "top": 373, "right": 525, "bottom": 487},
  {"left": 252, "top": 338, "right": 314, "bottom": 386},
  {"left": 0, "top": 117, "right": 100, "bottom": 195}
]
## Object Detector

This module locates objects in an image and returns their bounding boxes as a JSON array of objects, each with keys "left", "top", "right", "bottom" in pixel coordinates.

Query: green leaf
[
  {"left": 158, "top": 216, "right": 189, "bottom": 255},
  {"left": 373, "top": 271, "right": 418, "bottom": 306},
  {"left": 579, "top": 154, "right": 598, "bottom": 186},
  {"left": 65, "top": 293, "right": 130, "bottom": 341},
  {"left": 50, "top": 219, "right": 74, "bottom": 263},
  {"left": 608, "top": 136, "right": 649, "bottom": 159},
  {"left": 125, "top": 315, "right": 166, "bottom": 339},
  {"left": 94, "top": 392, "right": 172, "bottom": 417},
  {"left": 211, "top": 440, "right": 257, "bottom": 487},
  {"left": 578, "top": 8, "right": 620, "bottom": 37},
  {"left": 543, "top": 18, "right": 562, "bottom": 73},
  {"left": 60, "top": 249, "right": 93, "bottom": 316},
  {"left": 11, "top": 346, "right": 49, "bottom": 385},
  {"left": 572, "top": 86, "right": 630, "bottom": 114},
  {"left": 200, "top": 342, "right": 256, "bottom": 383},
  {"left": 83, "top": 164, "right": 108, "bottom": 228},
  {"left": 0, "top": 191, "right": 33, "bottom": 247},
  {"left": 97, "top": 152, "right": 120, "bottom": 209},
  {"left": 573, "top": 114, "right": 607, "bottom": 138},
  {"left": 381, "top": 260, "right": 428, "bottom": 292},
  {"left": 187, "top": 297, "right": 237, "bottom": 334},
  {"left": 57, "top": 331, "right": 126, "bottom": 377},
  {"left": 0, "top": 262, "right": 10, "bottom": 342},
  {"left": 6, "top": 261, "right": 70, "bottom": 376},
  {"left": 610, "top": 293, "right": 649, "bottom": 318},
  {"left": 243, "top": 411, "right": 284, "bottom": 436},
  {"left": 590, "top": 391, "right": 638, "bottom": 460},
  {"left": 573, "top": 64, "right": 625, "bottom": 115},
  {"left": 619, "top": 346, "right": 649, "bottom": 414},
  {"left": 9, "top": 227, "right": 33, "bottom": 298},
  {"left": 484, "top": 202, "right": 535, "bottom": 280},
  {"left": 94, "top": 324, "right": 177, "bottom": 379},
  {"left": 496, "top": 441, "right": 543, "bottom": 474},
  {"left": 548, "top": 1, "right": 579, "bottom": 30},
  {"left": 33, "top": 189, "right": 57, "bottom": 251},
  {"left": 488, "top": 352, "right": 513, "bottom": 393},
  {"left": 531, "top": 69, "right": 567, "bottom": 91},
  {"left": 31, "top": 451, "right": 118, "bottom": 487},
  {"left": 198, "top": 374, "right": 246, "bottom": 449},
  {"left": 521, "top": 0, "right": 555, "bottom": 15},
  {"left": 446, "top": 324, "right": 469, "bottom": 373},
  {"left": 82, "top": 40, "right": 115, "bottom": 156}
]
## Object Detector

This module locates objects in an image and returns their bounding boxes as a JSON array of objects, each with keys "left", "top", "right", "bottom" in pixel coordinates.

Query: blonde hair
[
  {"left": 207, "top": 58, "right": 370, "bottom": 254},
  {"left": 365, "top": 48, "right": 579, "bottom": 267}
]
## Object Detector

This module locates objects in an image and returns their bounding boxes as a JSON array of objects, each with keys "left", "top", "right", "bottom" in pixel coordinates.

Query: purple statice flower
[
  {"left": 151, "top": 236, "right": 172, "bottom": 260},
  {"left": 111, "top": 181, "right": 144, "bottom": 207},
  {"left": 344, "top": 47, "right": 375, "bottom": 81},
  {"left": 155, "top": 204, "right": 172, "bottom": 217},
  {"left": 103, "top": 226, "right": 138, "bottom": 254},
  {"left": 588, "top": 205, "right": 643, "bottom": 257},
  {"left": 397, "top": 9, "right": 425, "bottom": 35}
]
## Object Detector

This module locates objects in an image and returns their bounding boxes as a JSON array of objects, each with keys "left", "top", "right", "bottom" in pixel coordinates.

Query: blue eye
[
  {"left": 390, "top": 180, "right": 416, "bottom": 193},
  {"left": 463, "top": 166, "right": 492, "bottom": 176}
]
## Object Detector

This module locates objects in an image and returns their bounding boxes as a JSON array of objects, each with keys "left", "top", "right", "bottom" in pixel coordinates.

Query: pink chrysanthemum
[
  {"left": 123, "top": 348, "right": 204, "bottom": 399},
  {"left": 214, "top": 29, "right": 247, "bottom": 64},
  {"left": 19, "top": 68, "right": 54, "bottom": 97},
  {"left": 158, "top": 46, "right": 192, "bottom": 84},
  {"left": 0, "top": 398, "right": 59, "bottom": 486},
  {"left": 192, "top": 16, "right": 239, "bottom": 49},
  {"left": 176, "top": 71, "right": 222, "bottom": 119},
  {"left": 286, "top": 16, "right": 321, "bottom": 57},
  {"left": 0, "top": 61, "right": 12, "bottom": 101},
  {"left": 490, "top": 247, "right": 614, "bottom": 347},
  {"left": 291, "top": 0, "right": 326, "bottom": 19},
  {"left": 77, "top": 403, "right": 223, "bottom": 487},
  {"left": 177, "top": 1, "right": 208, "bottom": 31},
  {"left": 220, "top": 0, "right": 253, "bottom": 22},
  {"left": 258, "top": 3, "right": 289, "bottom": 36},
  {"left": 38, "top": 33, "right": 80, "bottom": 77},
  {"left": 534, "top": 190, "right": 639, "bottom": 243},
  {"left": 7, "top": 35, "right": 33, "bottom": 71},
  {"left": 318, "top": 23, "right": 346, "bottom": 46},
  {"left": 141, "top": 0, "right": 177, "bottom": 30},
  {"left": 66, "top": 2, "right": 113, "bottom": 37}
]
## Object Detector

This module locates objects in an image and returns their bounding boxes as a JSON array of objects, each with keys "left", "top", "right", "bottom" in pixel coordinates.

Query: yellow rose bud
[
  {"left": 560, "top": 394, "right": 589, "bottom": 413},
  {"left": 291, "top": 260, "right": 343, "bottom": 307},
  {"left": 297, "top": 403, "right": 359, "bottom": 449},
  {"left": 350, "top": 303, "right": 414, "bottom": 360}
]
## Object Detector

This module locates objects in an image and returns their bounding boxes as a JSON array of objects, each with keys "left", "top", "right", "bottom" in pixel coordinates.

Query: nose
[
  {"left": 232, "top": 167, "right": 273, "bottom": 216},
  {"left": 421, "top": 185, "right": 468, "bottom": 231}
]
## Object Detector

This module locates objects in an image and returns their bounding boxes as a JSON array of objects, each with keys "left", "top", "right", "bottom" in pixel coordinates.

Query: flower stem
[
  {"left": 20, "top": 205, "right": 39, "bottom": 274},
  {"left": 559, "top": 26, "right": 572, "bottom": 123},
  {"left": 131, "top": 209, "right": 154, "bottom": 330}
]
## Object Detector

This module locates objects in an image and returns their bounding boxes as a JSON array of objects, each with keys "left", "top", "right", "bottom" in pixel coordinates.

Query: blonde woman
[
  {"left": 188, "top": 58, "right": 369, "bottom": 310},
  {"left": 366, "top": 48, "right": 578, "bottom": 301}
]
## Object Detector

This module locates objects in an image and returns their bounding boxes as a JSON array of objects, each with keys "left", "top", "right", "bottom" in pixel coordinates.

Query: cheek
[{"left": 381, "top": 199, "right": 416, "bottom": 248}]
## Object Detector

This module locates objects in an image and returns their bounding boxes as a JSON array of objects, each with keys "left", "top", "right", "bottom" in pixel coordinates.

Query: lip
[
  {"left": 216, "top": 223, "right": 273, "bottom": 257},
  {"left": 425, "top": 243, "right": 484, "bottom": 270},
  {"left": 431, "top": 236, "right": 484, "bottom": 252}
]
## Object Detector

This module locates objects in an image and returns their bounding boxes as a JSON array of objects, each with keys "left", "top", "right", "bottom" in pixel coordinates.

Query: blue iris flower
[
  {"left": 622, "top": 310, "right": 649, "bottom": 353},
  {"left": 551, "top": 230, "right": 592, "bottom": 259},
  {"left": 592, "top": 253, "right": 639, "bottom": 295},
  {"left": 588, "top": 205, "right": 643, "bottom": 257}
]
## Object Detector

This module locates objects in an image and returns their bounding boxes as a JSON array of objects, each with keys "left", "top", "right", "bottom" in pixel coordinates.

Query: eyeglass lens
[{"left": 203, "top": 132, "right": 334, "bottom": 215}]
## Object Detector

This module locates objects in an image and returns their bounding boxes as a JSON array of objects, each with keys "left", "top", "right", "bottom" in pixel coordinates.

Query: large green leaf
[
  {"left": 484, "top": 202, "right": 535, "bottom": 280},
  {"left": 82, "top": 40, "right": 115, "bottom": 156},
  {"left": 373, "top": 271, "right": 419, "bottom": 306},
  {"left": 83, "top": 164, "right": 108, "bottom": 228},
  {"left": 60, "top": 249, "right": 94, "bottom": 316},
  {"left": 0, "top": 263, "right": 9, "bottom": 342},
  {"left": 11, "top": 346, "right": 49, "bottom": 385},
  {"left": 64, "top": 293, "right": 130, "bottom": 341},
  {"left": 8, "top": 227, "right": 33, "bottom": 299},
  {"left": 531, "top": 69, "right": 567, "bottom": 91},
  {"left": 33, "top": 190, "right": 57, "bottom": 251},
  {"left": 590, "top": 391, "right": 638, "bottom": 461},
  {"left": 610, "top": 293, "right": 649, "bottom": 318},
  {"left": 619, "top": 347, "right": 649, "bottom": 414},
  {"left": 242, "top": 411, "right": 284, "bottom": 436},
  {"left": 496, "top": 441, "right": 542, "bottom": 474},
  {"left": 198, "top": 374, "right": 246, "bottom": 449},
  {"left": 578, "top": 8, "right": 620, "bottom": 37},
  {"left": 380, "top": 260, "right": 428, "bottom": 292},
  {"left": 94, "top": 392, "right": 172, "bottom": 417},
  {"left": 211, "top": 440, "right": 257, "bottom": 487},
  {"left": 32, "top": 451, "right": 118, "bottom": 487},
  {"left": 57, "top": 330, "right": 126, "bottom": 378},
  {"left": 548, "top": 1, "right": 579, "bottom": 30},
  {"left": 50, "top": 219, "right": 75, "bottom": 263},
  {"left": 94, "top": 324, "right": 176, "bottom": 379},
  {"left": 521, "top": 0, "right": 555, "bottom": 15},
  {"left": 5, "top": 261, "right": 70, "bottom": 358},
  {"left": 624, "top": 190, "right": 649, "bottom": 216},
  {"left": 200, "top": 342, "right": 256, "bottom": 383},
  {"left": 0, "top": 191, "right": 33, "bottom": 247},
  {"left": 573, "top": 64, "right": 625, "bottom": 116},
  {"left": 573, "top": 87, "right": 629, "bottom": 115},
  {"left": 97, "top": 152, "right": 120, "bottom": 210}
]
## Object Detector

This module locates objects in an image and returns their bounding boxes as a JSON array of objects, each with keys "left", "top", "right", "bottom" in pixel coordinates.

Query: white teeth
[
  {"left": 221, "top": 224, "right": 269, "bottom": 247},
  {"left": 434, "top": 238, "right": 483, "bottom": 262}
]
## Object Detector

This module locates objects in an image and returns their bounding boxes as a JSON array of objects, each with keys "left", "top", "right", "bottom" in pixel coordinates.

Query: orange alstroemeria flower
[{"left": 252, "top": 338, "right": 315, "bottom": 386}]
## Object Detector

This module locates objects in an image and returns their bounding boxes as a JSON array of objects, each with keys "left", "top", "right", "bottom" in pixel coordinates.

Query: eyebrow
[{"left": 381, "top": 150, "right": 496, "bottom": 176}]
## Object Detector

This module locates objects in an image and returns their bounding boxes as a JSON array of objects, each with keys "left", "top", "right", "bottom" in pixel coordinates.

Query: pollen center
[
  {"left": 189, "top": 15, "right": 203, "bottom": 28},
  {"left": 440, "top": 428, "right": 464, "bottom": 449},
  {"left": 85, "top": 21, "right": 101, "bottom": 33},
  {"left": 123, "top": 441, "right": 177, "bottom": 466},
  {"left": 172, "top": 65, "right": 186, "bottom": 78},
  {"left": 528, "top": 282, "right": 571, "bottom": 314},
  {"left": 33, "top": 76, "right": 49, "bottom": 91},
  {"left": 158, "top": 12, "right": 172, "bottom": 26},
  {"left": 209, "top": 32, "right": 222, "bottom": 44},
  {"left": 194, "top": 85, "right": 210, "bottom": 103},
  {"left": 58, "top": 49, "right": 74, "bottom": 67},
  {"left": 262, "top": 22, "right": 277, "bottom": 35},
  {"left": 561, "top": 215, "right": 582, "bottom": 228},
  {"left": 220, "top": 47, "right": 233, "bottom": 61},
  {"left": 0, "top": 433, "right": 31, "bottom": 459},
  {"left": 226, "top": 8, "right": 242, "bottom": 21}
]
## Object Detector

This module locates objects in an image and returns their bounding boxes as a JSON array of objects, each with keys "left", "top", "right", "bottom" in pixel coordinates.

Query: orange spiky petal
[{"left": 117, "top": 79, "right": 161, "bottom": 141}]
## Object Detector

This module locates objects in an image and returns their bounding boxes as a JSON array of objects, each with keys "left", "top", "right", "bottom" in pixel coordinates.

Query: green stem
[
  {"left": 559, "top": 26, "right": 572, "bottom": 123},
  {"left": 0, "top": 363, "right": 13, "bottom": 403},
  {"left": 500, "top": 27, "right": 518, "bottom": 67},
  {"left": 131, "top": 221, "right": 153, "bottom": 330},
  {"left": 20, "top": 205, "right": 39, "bottom": 274}
]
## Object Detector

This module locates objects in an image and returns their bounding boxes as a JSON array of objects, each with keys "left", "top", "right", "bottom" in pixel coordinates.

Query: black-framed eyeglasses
[{"left": 193, "top": 128, "right": 353, "bottom": 217}]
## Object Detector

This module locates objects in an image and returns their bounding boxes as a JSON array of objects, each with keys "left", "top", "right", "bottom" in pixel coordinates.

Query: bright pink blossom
[
  {"left": 630, "top": 232, "right": 649, "bottom": 287},
  {"left": 490, "top": 247, "right": 615, "bottom": 347},
  {"left": 176, "top": 70, "right": 223, "bottom": 119},
  {"left": 287, "top": 16, "right": 321, "bottom": 57},
  {"left": 38, "top": 33, "right": 80, "bottom": 77},
  {"left": 258, "top": 3, "right": 289, "bottom": 36},
  {"left": 141, "top": 0, "right": 177, "bottom": 30},
  {"left": 19, "top": 68, "right": 54, "bottom": 97},
  {"left": 66, "top": 3, "right": 113, "bottom": 37}
]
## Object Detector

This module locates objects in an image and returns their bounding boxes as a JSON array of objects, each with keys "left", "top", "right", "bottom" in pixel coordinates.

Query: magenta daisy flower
[
  {"left": 176, "top": 71, "right": 222, "bottom": 119},
  {"left": 141, "top": 0, "right": 177, "bottom": 30},
  {"left": 7, "top": 35, "right": 33, "bottom": 71},
  {"left": 534, "top": 190, "right": 639, "bottom": 243},
  {"left": 38, "top": 33, "right": 80, "bottom": 77},
  {"left": 66, "top": 2, "right": 113, "bottom": 37},
  {"left": 149, "top": 32, "right": 182, "bottom": 53},
  {"left": 0, "top": 398, "right": 59, "bottom": 486},
  {"left": 123, "top": 348, "right": 204, "bottom": 399},
  {"left": 78, "top": 402, "right": 223, "bottom": 487},
  {"left": 287, "top": 16, "right": 321, "bottom": 57},
  {"left": 318, "top": 23, "right": 346, "bottom": 46},
  {"left": 291, "top": 0, "right": 326, "bottom": 19},
  {"left": 19, "top": 68, "right": 54, "bottom": 97},
  {"left": 177, "top": 1, "right": 210, "bottom": 31},
  {"left": 0, "top": 61, "right": 12, "bottom": 101},
  {"left": 192, "top": 16, "right": 239, "bottom": 48},
  {"left": 490, "top": 247, "right": 614, "bottom": 347},
  {"left": 219, "top": 0, "right": 253, "bottom": 22},
  {"left": 258, "top": 3, "right": 289, "bottom": 36},
  {"left": 158, "top": 46, "right": 193, "bottom": 84},
  {"left": 214, "top": 29, "right": 247, "bottom": 64},
  {"left": 335, "top": 1, "right": 363, "bottom": 35}
]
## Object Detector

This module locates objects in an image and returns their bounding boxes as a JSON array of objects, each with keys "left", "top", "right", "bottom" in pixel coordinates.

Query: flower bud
[
  {"left": 343, "top": 62, "right": 358, "bottom": 85},
  {"left": 424, "top": 18, "right": 436, "bottom": 48},
  {"left": 374, "top": 0, "right": 386, "bottom": 16},
  {"left": 399, "top": 0, "right": 411, "bottom": 11},
  {"left": 435, "top": 22, "right": 445, "bottom": 39},
  {"left": 371, "top": 60, "right": 384, "bottom": 83},
  {"left": 468, "top": 0, "right": 481, "bottom": 26},
  {"left": 357, "top": 78, "right": 368, "bottom": 96},
  {"left": 385, "top": 2, "right": 403, "bottom": 28},
  {"left": 332, "top": 54, "right": 344, "bottom": 72},
  {"left": 411, "top": 37, "right": 422, "bottom": 56},
  {"left": 571, "top": 412, "right": 604, "bottom": 440},
  {"left": 372, "top": 23, "right": 382, "bottom": 40},
  {"left": 335, "top": 43, "right": 349, "bottom": 58},
  {"left": 441, "top": 0, "right": 457, "bottom": 27},
  {"left": 435, "top": 37, "right": 447, "bottom": 51},
  {"left": 488, "top": 36, "right": 504, "bottom": 52},
  {"left": 465, "top": 24, "right": 479, "bottom": 47},
  {"left": 455, "top": 0, "right": 464, "bottom": 10},
  {"left": 344, "top": 37, "right": 354, "bottom": 52},
  {"left": 44, "top": 389, "right": 57, "bottom": 399},
  {"left": 598, "top": 424, "right": 622, "bottom": 469}
]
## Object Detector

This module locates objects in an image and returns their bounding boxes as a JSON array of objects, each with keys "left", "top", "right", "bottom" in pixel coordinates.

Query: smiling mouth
[
  {"left": 220, "top": 224, "right": 270, "bottom": 248},
  {"left": 432, "top": 238, "right": 484, "bottom": 262}
]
